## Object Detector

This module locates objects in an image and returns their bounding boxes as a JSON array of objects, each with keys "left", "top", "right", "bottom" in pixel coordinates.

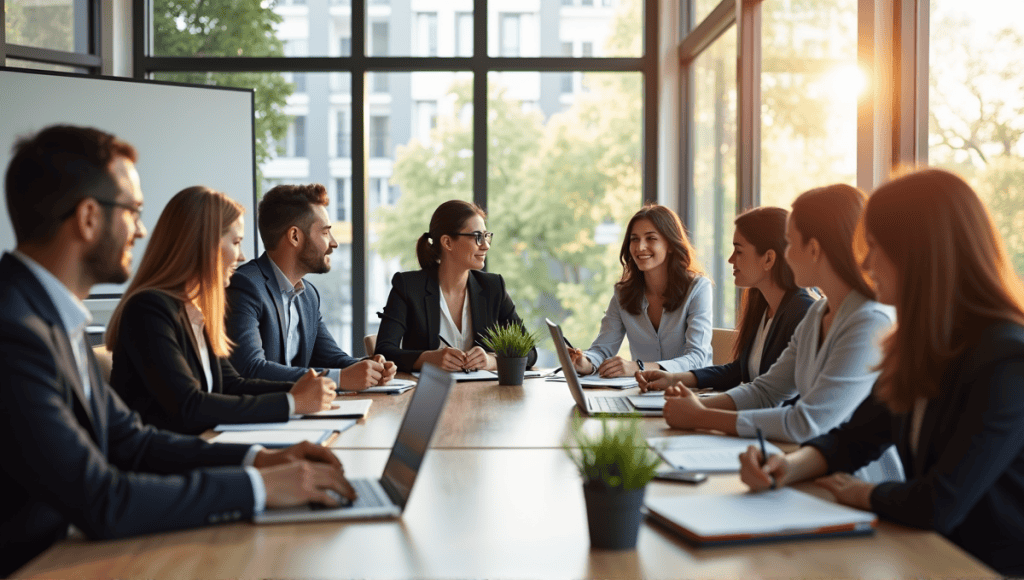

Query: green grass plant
[
  {"left": 564, "top": 410, "right": 662, "bottom": 492},
  {"left": 480, "top": 321, "right": 541, "bottom": 358}
]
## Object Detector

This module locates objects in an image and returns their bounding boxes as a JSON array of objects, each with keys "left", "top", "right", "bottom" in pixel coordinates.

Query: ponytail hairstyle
[
  {"left": 732, "top": 206, "right": 799, "bottom": 360},
  {"left": 790, "top": 184, "right": 875, "bottom": 301},
  {"left": 107, "top": 186, "right": 243, "bottom": 357},
  {"left": 416, "top": 199, "right": 487, "bottom": 270},
  {"left": 864, "top": 168, "right": 1024, "bottom": 413},
  {"left": 615, "top": 204, "right": 704, "bottom": 315}
]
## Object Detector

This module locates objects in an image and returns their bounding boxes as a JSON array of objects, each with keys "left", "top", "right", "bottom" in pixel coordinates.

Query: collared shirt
[
  {"left": 11, "top": 251, "right": 268, "bottom": 514},
  {"left": 184, "top": 302, "right": 215, "bottom": 393},
  {"left": 746, "top": 311, "right": 772, "bottom": 380},
  {"left": 439, "top": 290, "right": 473, "bottom": 352},
  {"left": 11, "top": 251, "right": 93, "bottom": 402}
]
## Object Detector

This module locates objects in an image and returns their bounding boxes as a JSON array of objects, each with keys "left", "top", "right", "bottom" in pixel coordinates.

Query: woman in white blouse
[
  {"left": 659, "top": 184, "right": 895, "bottom": 446},
  {"left": 568, "top": 204, "right": 712, "bottom": 377},
  {"left": 107, "top": 187, "right": 335, "bottom": 434}
]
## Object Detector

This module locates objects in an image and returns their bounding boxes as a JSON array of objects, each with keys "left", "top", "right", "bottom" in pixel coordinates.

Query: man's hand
[
  {"left": 371, "top": 354, "right": 397, "bottom": 385},
  {"left": 290, "top": 369, "right": 337, "bottom": 414},
  {"left": 253, "top": 440, "right": 342, "bottom": 469},
  {"left": 260, "top": 460, "right": 356, "bottom": 508},
  {"left": 338, "top": 359, "right": 385, "bottom": 391},
  {"left": 597, "top": 356, "right": 638, "bottom": 378}
]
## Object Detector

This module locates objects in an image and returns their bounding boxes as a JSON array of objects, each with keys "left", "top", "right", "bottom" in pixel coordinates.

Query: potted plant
[
  {"left": 480, "top": 321, "right": 541, "bottom": 385},
  {"left": 565, "top": 411, "right": 662, "bottom": 550}
]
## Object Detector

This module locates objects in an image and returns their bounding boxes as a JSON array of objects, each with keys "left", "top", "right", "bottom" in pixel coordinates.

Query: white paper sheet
[{"left": 647, "top": 434, "right": 783, "bottom": 473}]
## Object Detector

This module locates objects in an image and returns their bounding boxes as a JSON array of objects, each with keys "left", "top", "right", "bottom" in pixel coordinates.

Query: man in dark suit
[
  {"left": 226, "top": 183, "right": 396, "bottom": 390},
  {"left": 0, "top": 125, "right": 354, "bottom": 576}
]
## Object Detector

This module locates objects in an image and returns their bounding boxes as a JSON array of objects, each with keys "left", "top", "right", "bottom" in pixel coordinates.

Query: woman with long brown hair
[
  {"left": 636, "top": 206, "right": 815, "bottom": 392},
  {"left": 108, "top": 186, "right": 336, "bottom": 434},
  {"left": 658, "top": 185, "right": 896, "bottom": 449},
  {"left": 567, "top": 204, "right": 712, "bottom": 377},
  {"left": 739, "top": 169, "right": 1024, "bottom": 576}
]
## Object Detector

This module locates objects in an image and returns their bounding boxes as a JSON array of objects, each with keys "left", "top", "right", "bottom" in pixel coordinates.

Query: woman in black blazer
[
  {"left": 637, "top": 206, "right": 814, "bottom": 392},
  {"left": 376, "top": 200, "right": 537, "bottom": 373},
  {"left": 738, "top": 169, "right": 1024, "bottom": 576},
  {"left": 107, "top": 186, "right": 336, "bottom": 434}
]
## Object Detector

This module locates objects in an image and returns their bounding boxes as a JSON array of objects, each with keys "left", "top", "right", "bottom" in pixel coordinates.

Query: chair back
[
  {"left": 710, "top": 328, "right": 738, "bottom": 366},
  {"left": 92, "top": 345, "right": 114, "bottom": 384}
]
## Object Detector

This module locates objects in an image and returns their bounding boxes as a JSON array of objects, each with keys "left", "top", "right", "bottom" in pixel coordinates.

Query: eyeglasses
[
  {"left": 451, "top": 231, "right": 494, "bottom": 246},
  {"left": 95, "top": 199, "right": 143, "bottom": 225}
]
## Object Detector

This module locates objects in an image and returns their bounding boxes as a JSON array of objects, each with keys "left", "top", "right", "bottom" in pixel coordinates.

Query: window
[
  {"left": 415, "top": 13, "right": 438, "bottom": 57},
  {"left": 369, "top": 116, "right": 390, "bottom": 158},
  {"left": 500, "top": 14, "right": 521, "bottom": 57},
  {"left": 415, "top": 101, "right": 438, "bottom": 143},
  {"left": 455, "top": 12, "right": 474, "bottom": 57},
  {"left": 339, "top": 37, "right": 351, "bottom": 57},
  {"left": 581, "top": 42, "right": 593, "bottom": 57},
  {"left": 292, "top": 116, "right": 307, "bottom": 158},
  {"left": 335, "top": 178, "right": 350, "bottom": 221},
  {"left": 371, "top": 21, "right": 389, "bottom": 57},
  {"left": 336, "top": 110, "right": 351, "bottom": 158},
  {"left": 3, "top": 0, "right": 100, "bottom": 72}
]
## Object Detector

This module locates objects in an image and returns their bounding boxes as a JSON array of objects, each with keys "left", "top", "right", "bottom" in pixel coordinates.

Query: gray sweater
[{"left": 726, "top": 290, "right": 895, "bottom": 443}]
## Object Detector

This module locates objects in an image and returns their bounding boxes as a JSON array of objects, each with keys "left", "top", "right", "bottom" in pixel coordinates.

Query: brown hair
[
  {"left": 416, "top": 199, "right": 487, "bottom": 270},
  {"left": 5, "top": 124, "right": 137, "bottom": 244},
  {"left": 258, "top": 183, "right": 329, "bottom": 250},
  {"left": 107, "top": 186, "right": 244, "bottom": 357},
  {"left": 615, "top": 204, "right": 704, "bottom": 316},
  {"left": 790, "top": 184, "right": 875, "bottom": 300},
  {"left": 732, "top": 206, "right": 799, "bottom": 360},
  {"left": 864, "top": 168, "right": 1024, "bottom": 413}
]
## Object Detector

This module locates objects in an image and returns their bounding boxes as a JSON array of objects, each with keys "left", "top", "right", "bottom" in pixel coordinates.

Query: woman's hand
[
  {"left": 738, "top": 444, "right": 788, "bottom": 491},
  {"left": 597, "top": 356, "right": 638, "bottom": 378},
  {"left": 421, "top": 347, "right": 469, "bottom": 372},
  {"left": 815, "top": 472, "right": 875, "bottom": 511},
  {"left": 463, "top": 346, "right": 493, "bottom": 371},
  {"left": 637, "top": 369, "right": 672, "bottom": 392},
  {"left": 568, "top": 347, "right": 595, "bottom": 375},
  {"left": 662, "top": 384, "right": 707, "bottom": 429}
]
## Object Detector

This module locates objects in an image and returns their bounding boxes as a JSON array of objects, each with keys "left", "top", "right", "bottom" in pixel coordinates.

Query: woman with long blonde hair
[
  {"left": 738, "top": 168, "right": 1024, "bottom": 576},
  {"left": 108, "top": 186, "right": 336, "bottom": 434}
]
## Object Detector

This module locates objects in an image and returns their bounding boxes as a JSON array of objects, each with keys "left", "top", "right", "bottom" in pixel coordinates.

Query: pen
[
  {"left": 437, "top": 335, "right": 469, "bottom": 374},
  {"left": 562, "top": 336, "right": 576, "bottom": 351},
  {"left": 756, "top": 428, "right": 777, "bottom": 490}
]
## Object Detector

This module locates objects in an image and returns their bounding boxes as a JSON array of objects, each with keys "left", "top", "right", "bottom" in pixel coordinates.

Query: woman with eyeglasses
[
  {"left": 566, "top": 204, "right": 713, "bottom": 378},
  {"left": 376, "top": 199, "right": 538, "bottom": 373}
]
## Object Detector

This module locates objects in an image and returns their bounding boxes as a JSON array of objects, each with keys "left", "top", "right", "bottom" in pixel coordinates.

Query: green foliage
[
  {"left": 5, "top": 1, "right": 74, "bottom": 51},
  {"left": 152, "top": 0, "right": 292, "bottom": 173},
  {"left": 480, "top": 321, "right": 542, "bottom": 359},
  {"left": 564, "top": 410, "right": 661, "bottom": 492}
]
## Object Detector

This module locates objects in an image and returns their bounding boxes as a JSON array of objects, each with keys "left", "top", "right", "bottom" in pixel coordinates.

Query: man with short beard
[
  {"left": 226, "top": 183, "right": 396, "bottom": 390},
  {"left": 0, "top": 126, "right": 354, "bottom": 577}
]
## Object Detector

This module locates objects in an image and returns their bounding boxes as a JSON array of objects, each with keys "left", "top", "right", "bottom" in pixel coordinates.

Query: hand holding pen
[
  {"left": 437, "top": 336, "right": 471, "bottom": 373},
  {"left": 738, "top": 428, "right": 786, "bottom": 492}
]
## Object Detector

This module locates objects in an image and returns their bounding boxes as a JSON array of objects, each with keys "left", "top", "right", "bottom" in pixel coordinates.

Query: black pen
[
  {"left": 438, "top": 335, "right": 469, "bottom": 373},
  {"left": 756, "top": 428, "right": 777, "bottom": 490},
  {"left": 562, "top": 336, "right": 576, "bottom": 351}
]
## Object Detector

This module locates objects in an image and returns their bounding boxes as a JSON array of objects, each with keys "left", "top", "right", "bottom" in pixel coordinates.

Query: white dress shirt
[{"left": 439, "top": 290, "right": 474, "bottom": 351}]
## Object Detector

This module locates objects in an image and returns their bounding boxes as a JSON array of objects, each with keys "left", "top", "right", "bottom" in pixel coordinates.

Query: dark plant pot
[
  {"left": 495, "top": 356, "right": 528, "bottom": 385},
  {"left": 583, "top": 484, "right": 646, "bottom": 550}
]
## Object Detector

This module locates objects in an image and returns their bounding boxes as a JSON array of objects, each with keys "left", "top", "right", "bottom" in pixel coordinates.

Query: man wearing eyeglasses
[
  {"left": 225, "top": 183, "right": 397, "bottom": 390},
  {"left": 0, "top": 125, "right": 354, "bottom": 577}
]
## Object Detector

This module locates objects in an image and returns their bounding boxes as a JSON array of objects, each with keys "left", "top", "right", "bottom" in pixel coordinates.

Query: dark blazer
[
  {"left": 692, "top": 288, "right": 815, "bottom": 390},
  {"left": 376, "top": 269, "right": 538, "bottom": 372},
  {"left": 0, "top": 254, "right": 256, "bottom": 577},
  {"left": 805, "top": 321, "right": 1024, "bottom": 576},
  {"left": 110, "top": 289, "right": 293, "bottom": 434},
  {"left": 226, "top": 253, "right": 361, "bottom": 382}
]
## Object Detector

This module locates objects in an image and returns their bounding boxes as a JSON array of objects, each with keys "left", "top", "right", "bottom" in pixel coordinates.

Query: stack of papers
[
  {"left": 647, "top": 434, "right": 783, "bottom": 473},
  {"left": 297, "top": 399, "right": 373, "bottom": 419},
  {"left": 546, "top": 375, "right": 638, "bottom": 389},
  {"left": 355, "top": 378, "right": 416, "bottom": 394},
  {"left": 211, "top": 429, "right": 342, "bottom": 447},
  {"left": 645, "top": 487, "right": 877, "bottom": 545}
]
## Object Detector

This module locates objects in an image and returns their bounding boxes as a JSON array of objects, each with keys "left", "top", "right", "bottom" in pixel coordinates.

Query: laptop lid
[
  {"left": 378, "top": 363, "right": 454, "bottom": 509},
  {"left": 545, "top": 318, "right": 589, "bottom": 411}
]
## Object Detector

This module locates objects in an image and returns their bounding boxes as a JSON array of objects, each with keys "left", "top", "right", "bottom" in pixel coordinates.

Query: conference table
[{"left": 15, "top": 375, "right": 996, "bottom": 578}]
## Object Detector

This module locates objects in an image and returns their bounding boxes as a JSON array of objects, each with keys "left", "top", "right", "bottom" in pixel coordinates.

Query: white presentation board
[{"left": 0, "top": 68, "right": 256, "bottom": 298}]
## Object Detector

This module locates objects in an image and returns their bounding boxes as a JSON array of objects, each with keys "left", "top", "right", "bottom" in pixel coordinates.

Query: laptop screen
[
  {"left": 545, "top": 318, "right": 588, "bottom": 409},
  {"left": 380, "top": 363, "right": 454, "bottom": 508}
]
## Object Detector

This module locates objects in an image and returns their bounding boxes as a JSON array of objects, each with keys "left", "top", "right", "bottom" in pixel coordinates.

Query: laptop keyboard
[
  {"left": 588, "top": 396, "right": 633, "bottom": 413},
  {"left": 350, "top": 478, "right": 389, "bottom": 509}
]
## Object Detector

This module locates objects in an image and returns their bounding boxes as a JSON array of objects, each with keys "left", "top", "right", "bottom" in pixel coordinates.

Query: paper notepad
[
  {"left": 645, "top": 487, "right": 877, "bottom": 545},
  {"left": 647, "top": 435, "right": 783, "bottom": 473},
  {"left": 215, "top": 419, "right": 357, "bottom": 432},
  {"left": 356, "top": 379, "right": 416, "bottom": 394},
  {"left": 296, "top": 399, "right": 372, "bottom": 419},
  {"left": 546, "top": 375, "right": 638, "bottom": 389},
  {"left": 211, "top": 429, "right": 335, "bottom": 447}
]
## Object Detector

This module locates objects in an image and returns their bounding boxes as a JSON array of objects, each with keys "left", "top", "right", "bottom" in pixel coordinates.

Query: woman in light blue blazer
[
  {"left": 567, "top": 204, "right": 712, "bottom": 377},
  {"left": 661, "top": 184, "right": 895, "bottom": 448}
]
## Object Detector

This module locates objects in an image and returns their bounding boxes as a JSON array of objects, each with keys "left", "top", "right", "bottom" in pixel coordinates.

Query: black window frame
[{"left": 1, "top": 0, "right": 102, "bottom": 71}]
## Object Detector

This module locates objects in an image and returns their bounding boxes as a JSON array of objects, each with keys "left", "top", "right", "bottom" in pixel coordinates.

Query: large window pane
[
  {"left": 152, "top": 71, "right": 355, "bottom": 353},
  {"left": 487, "top": 0, "right": 640, "bottom": 58},
  {"left": 929, "top": 0, "right": 1024, "bottom": 274},
  {"left": 487, "top": 71, "right": 642, "bottom": 365},
  {"left": 4, "top": 58, "right": 86, "bottom": 73},
  {"left": 5, "top": 0, "right": 87, "bottom": 53},
  {"left": 152, "top": 0, "right": 350, "bottom": 58},
  {"left": 692, "top": 29, "right": 736, "bottom": 329},
  {"left": 760, "top": 0, "right": 858, "bottom": 208},
  {"left": 371, "top": 72, "right": 474, "bottom": 342},
  {"left": 693, "top": 0, "right": 719, "bottom": 29},
  {"left": 366, "top": 3, "right": 473, "bottom": 57}
]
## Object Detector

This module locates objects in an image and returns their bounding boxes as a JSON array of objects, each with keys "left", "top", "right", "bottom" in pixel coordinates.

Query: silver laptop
[
  {"left": 545, "top": 318, "right": 663, "bottom": 417},
  {"left": 255, "top": 363, "right": 454, "bottom": 523}
]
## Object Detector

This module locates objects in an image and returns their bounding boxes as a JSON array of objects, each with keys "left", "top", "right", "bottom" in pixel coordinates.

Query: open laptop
[
  {"left": 545, "top": 318, "right": 663, "bottom": 417},
  {"left": 255, "top": 363, "right": 455, "bottom": 523}
]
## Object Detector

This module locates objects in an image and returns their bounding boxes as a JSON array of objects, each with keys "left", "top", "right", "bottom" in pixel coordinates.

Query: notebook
[
  {"left": 647, "top": 434, "right": 783, "bottom": 473},
  {"left": 645, "top": 487, "right": 877, "bottom": 546},
  {"left": 352, "top": 378, "right": 416, "bottom": 394},
  {"left": 254, "top": 363, "right": 455, "bottom": 523},
  {"left": 546, "top": 375, "right": 638, "bottom": 389},
  {"left": 211, "top": 429, "right": 337, "bottom": 447},
  {"left": 545, "top": 318, "right": 661, "bottom": 417}
]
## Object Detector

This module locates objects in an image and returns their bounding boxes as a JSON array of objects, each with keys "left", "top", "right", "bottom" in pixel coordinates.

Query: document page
[
  {"left": 294, "top": 399, "right": 373, "bottom": 419},
  {"left": 211, "top": 429, "right": 334, "bottom": 446},
  {"left": 358, "top": 379, "right": 416, "bottom": 394},
  {"left": 215, "top": 419, "right": 357, "bottom": 432},
  {"left": 647, "top": 434, "right": 783, "bottom": 472},
  {"left": 547, "top": 376, "right": 638, "bottom": 389}
]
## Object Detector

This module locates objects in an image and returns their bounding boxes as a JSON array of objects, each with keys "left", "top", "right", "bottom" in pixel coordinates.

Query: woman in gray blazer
[{"left": 660, "top": 185, "right": 893, "bottom": 445}]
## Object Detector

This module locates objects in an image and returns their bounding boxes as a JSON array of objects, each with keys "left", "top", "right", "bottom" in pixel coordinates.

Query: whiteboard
[{"left": 0, "top": 68, "right": 256, "bottom": 298}]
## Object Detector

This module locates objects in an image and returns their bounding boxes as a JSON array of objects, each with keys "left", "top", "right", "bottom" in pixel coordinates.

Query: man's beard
[
  {"left": 299, "top": 239, "right": 330, "bottom": 275},
  {"left": 83, "top": 221, "right": 130, "bottom": 284}
]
